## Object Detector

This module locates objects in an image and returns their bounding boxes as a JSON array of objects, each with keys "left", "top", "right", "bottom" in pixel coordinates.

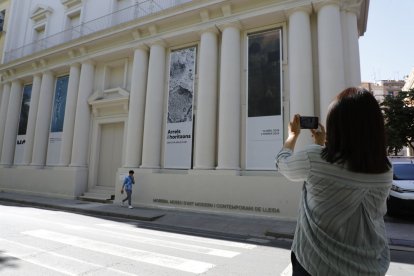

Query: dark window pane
[
  {"left": 248, "top": 29, "right": 281, "bottom": 117},
  {"left": 18, "top": 84, "right": 32, "bottom": 135}
]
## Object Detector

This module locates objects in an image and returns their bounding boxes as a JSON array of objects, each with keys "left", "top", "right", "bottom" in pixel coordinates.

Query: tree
[{"left": 380, "top": 89, "right": 414, "bottom": 155}]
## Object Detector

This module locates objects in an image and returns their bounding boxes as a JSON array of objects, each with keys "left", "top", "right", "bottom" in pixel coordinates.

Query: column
[
  {"left": 141, "top": 42, "right": 166, "bottom": 169},
  {"left": 22, "top": 74, "right": 42, "bottom": 165},
  {"left": 70, "top": 61, "right": 95, "bottom": 167},
  {"left": 0, "top": 82, "right": 11, "bottom": 159},
  {"left": 217, "top": 23, "right": 241, "bottom": 170},
  {"left": 342, "top": 8, "right": 361, "bottom": 87},
  {"left": 0, "top": 80, "right": 22, "bottom": 165},
  {"left": 124, "top": 46, "right": 148, "bottom": 168},
  {"left": 317, "top": 2, "right": 346, "bottom": 123},
  {"left": 194, "top": 29, "right": 218, "bottom": 169},
  {"left": 288, "top": 7, "right": 314, "bottom": 149},
  {"left": 31, "top": 71, "right": 55, "bottom": 166},
  {"left": 59, "top": 63, "right": 80, "bottom": 165}
]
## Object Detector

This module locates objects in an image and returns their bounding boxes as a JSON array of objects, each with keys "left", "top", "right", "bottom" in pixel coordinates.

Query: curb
[
  {"left": 0, "top": 197, "right": 164, "bottom": 222},
  {"left": 264, "top": 230, "right": 294, "bottom": 240}
]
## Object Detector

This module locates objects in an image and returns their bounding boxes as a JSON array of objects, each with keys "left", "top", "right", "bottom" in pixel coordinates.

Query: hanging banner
[
  {"left": 14, "top": 84, "right": 33, "bottom": 164},
  {"left": 164, "top": 46, "right": 196, "bottom": 169},
  {"left": 47, "top": 75, "right": 69, "bottom": 165},
  {"left": 246, "top": 29, "right": 283, "bottom": 170}
]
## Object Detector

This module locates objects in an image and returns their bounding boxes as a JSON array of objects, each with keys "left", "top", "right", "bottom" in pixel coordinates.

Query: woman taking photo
[{"left": 276, "top": 87, "right": 392, "bottom": 276}]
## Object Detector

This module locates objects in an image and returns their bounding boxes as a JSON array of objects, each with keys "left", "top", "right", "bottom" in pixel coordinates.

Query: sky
[{"left": 359, "top": 0, "right": 414, "bottom": 82}]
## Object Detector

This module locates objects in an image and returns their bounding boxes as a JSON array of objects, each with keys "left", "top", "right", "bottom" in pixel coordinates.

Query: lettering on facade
[
  {"left": 260, "top": 128, "right": 279, "bottom": 136},
  {"left": 17, "top": 139, "right": 26, "bottom": 145},
  {"left": 152, "top": 198, "right": 280, "bottom": 214},
  {"left": 167, "top": 129, "right": 191, "bottom": 140}
]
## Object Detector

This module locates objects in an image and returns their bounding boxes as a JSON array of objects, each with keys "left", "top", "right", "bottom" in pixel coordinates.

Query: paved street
[{"left": 1, "top": 204, "right": 414, "bottom": 275}]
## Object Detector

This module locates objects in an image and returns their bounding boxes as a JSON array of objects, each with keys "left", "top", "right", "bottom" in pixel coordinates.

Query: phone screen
[{"left": 300, "top": 116, "right": 318, "bottom": 129}]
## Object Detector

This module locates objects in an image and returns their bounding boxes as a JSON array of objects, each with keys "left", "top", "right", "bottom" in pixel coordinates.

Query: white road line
[
  {"left": 97, "top": 223, "right": 256, "bottom": 249},
  {"left": 280, "top": 263, "right": 292, "bottom": 276},
  {"left": 0, "top": 238, "right": 137, "bottom": 276},
  {"left": 3, "top": 208, "right": 255, "bottom": 250},
  {"left": 57, "top": 223, "right": 239, "bottom": 258},
  {"left": 23, "top": 229, "right": 214, "bottom": 274}
]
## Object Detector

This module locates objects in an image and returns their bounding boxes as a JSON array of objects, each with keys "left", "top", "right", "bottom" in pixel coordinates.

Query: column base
[
  {"left": 212, "top": 168, "right": 241, "bottom": 176},
  {"left": 192, "top": 166, "right": 216, "bottom": 170},
  {"left": 140, "top": 165, "right": 161, "bottom": 169}
]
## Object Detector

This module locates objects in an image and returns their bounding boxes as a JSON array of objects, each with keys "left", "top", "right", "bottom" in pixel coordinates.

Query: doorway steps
[{"left": 78, "top": 186, "right": 115, "bottom": 203}]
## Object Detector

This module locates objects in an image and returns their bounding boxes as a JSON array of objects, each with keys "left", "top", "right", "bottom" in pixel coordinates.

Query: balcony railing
[{"left": 4, "top": 0, "right": 191, "bottom": 63}]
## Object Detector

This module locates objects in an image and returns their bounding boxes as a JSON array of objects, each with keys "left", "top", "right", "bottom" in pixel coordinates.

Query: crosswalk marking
[
  {"left": 58, "top": 223, "right": 240, "bottom": 258},
  {"left": 0, "top": 238, "right": 137, "bottom": 276},
  {"left": 97, "top": 223, "right": 257, "bottom": 249},
  {"left": 23, "top": 229, "right": 215, "bottom": 274},
  {"left": 280, "top": 264, "right": 292, "bottom": 276}
]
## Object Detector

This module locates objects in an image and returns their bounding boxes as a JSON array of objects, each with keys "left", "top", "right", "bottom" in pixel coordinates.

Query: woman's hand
[
  {"left": 288, "top": 114, "right": 301, "bottom": 138},
  {"left": 310, "top": 123, "right": 326, "bottom": 146},
  {"left": 283, "top": 114, "right": 301, "bottom": 151}
]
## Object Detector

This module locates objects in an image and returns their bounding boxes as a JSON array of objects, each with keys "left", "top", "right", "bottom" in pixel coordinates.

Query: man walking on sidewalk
[{"left": 121, "top": 170, "right": 135, "bottom": 209}]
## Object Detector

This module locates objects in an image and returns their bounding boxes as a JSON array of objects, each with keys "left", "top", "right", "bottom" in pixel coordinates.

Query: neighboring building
[
  {"left": 361, "top": 79, "right": 405, "bottom": 102},
  {"left": 0, "top": 0, "right": 368, "bottom": 219},
  {"left": 402, "top": 68, "right": 414, "bottom": 91}
]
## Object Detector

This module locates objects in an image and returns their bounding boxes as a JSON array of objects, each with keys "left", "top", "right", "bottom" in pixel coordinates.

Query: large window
[
  {"left": 247, "top": 29, "right": 281, "bottom": 117},
  {"left": 18, "top": 84, "right": 33, "bottom": 135},
  {"left": 246, "top": 29, "right": 283, "bottom": 170}
]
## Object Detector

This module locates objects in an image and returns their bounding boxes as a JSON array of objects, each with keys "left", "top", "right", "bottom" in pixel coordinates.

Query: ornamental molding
[
  {"left": 30, "top": 5, "right": 53, "bottom": 23},
  {"left": 61, "top": 0, "right": 83, "bottom": 10},
  {"left": 88, "top": 87, "right": 130, "bottom": 117}
]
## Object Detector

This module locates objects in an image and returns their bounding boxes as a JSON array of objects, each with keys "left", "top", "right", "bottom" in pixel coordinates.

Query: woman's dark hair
[{"left": 321, "top": 87, "right": 391, "bottom": 173}]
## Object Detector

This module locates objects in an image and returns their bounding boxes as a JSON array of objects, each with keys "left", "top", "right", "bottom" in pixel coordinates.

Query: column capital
[
  {"left": 1, "top": 80, "right": 11, "bottom": 86},
  {"left": 69, "top": 62, "right": 81, "bottom": 68},
  {"left": 197, "top": 25, "right": 220, "bottom": 36},
  {"left": 40, "top": 70, "right": 54, "bottom": 76},
  {"left": 216, "top": 20, "right": 242, "bottom": 32},
  {"left": 313, "top": 0, "right": 341, "bottom": 13},
  {"left": 33, "top": 72, "right": 42, "bottom": 78},
  {"left": 147, "top": 39, "right": 168, "bottom": 48},
  {"left": 11, "top": 79, "right": 22, "bottom": 85},
  {"left": 284, "top": 4, "right": 312, "bottom": 18},
  {"left": 340, "top": 0, "right": 363, "bottom": 15},
  {"left": 133, "top": 44, "right": 149, "bottom": 52},
  {"left": 5, "top": 69, "right": 16, "bottom": 78},
  {"left": 80, "top": 59, "right": 95, "bottom": 66}
]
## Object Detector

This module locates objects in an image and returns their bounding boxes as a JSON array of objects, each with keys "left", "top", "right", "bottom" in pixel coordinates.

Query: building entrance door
[{"left": 97, "top": 122, "right": 124, "bottom": 188}]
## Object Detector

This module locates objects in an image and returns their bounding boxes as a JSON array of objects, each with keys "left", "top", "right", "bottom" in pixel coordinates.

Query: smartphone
[{"left": 300, "top": 116, "right": 318, "bottom": 129}]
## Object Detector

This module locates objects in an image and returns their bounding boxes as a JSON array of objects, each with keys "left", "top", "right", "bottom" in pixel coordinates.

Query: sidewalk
[{"left": 1, "top": 191, "right": 413, "bottom": 250}]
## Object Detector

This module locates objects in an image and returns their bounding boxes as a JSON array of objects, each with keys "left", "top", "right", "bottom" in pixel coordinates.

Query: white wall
[{"left": 116, "top": 169, "right": 302, "bottom": 219}]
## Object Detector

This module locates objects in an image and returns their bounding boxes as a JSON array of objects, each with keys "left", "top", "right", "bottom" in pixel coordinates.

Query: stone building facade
[{"left": 0, "top": 0, "right": 368, "bottom": 219}]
